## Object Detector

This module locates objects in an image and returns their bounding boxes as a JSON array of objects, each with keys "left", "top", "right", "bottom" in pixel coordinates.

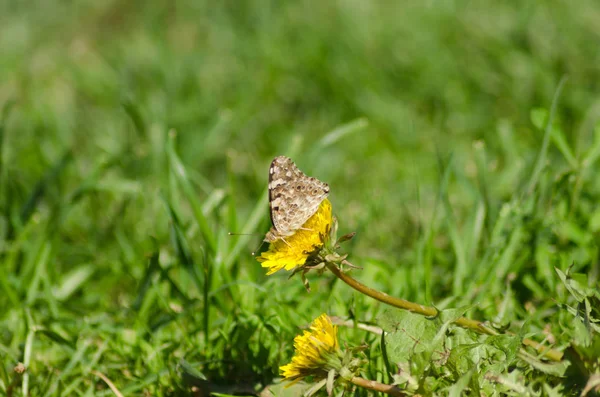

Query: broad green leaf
[{"left": 379, "top": 309, "right": 440, "bottom": 364}]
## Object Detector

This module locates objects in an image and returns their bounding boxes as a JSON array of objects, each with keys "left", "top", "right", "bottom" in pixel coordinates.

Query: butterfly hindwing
[{"left": 265, "top": 156, "right": 329, "bottom": 242}]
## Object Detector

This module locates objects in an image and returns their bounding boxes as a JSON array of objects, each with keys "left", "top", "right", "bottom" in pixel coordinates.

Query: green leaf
[
  {"left": 530, "top": 108, "right": 548, "bottom": 130},
  {"left": 438, "top": 306, "right": 473, "bottom": 324},
  {"left": 582, "top": 123, "right": 600, "bottom": 168},
  {"left": 304, "top": 378, "right": 327, "bottom": 397},
  {"left": 381, "top": 329, "right": 393, "bottom": 382},
  {"left": 527, "top": 77, "right": 568, "bottom": 193},
  {"left": 486, "top": 334, "right": 521, "bottom": 365},
  {"left": 326, "top": 368, "right": 335, "bottom": 395},
  {"left": 37, "top": 329, "right": 76, "bottom": 350},
  {"left": 573, "top": 317, "right": 592, "bottom": 347},
  {"left": 179, "top": 359, "right": 207, "bottom": 381},
  {"left": 556, "top": 267, "right": 597, "bottom": 302},
  {"left": 518, "top": 353, "right": 569, "bottom": 377},
  {"left": 122, "top": 98, "right": 147, "bottom": 139},
  {"left": 543, "top": 383, "right": 566, "bottom": 397},
  {"left": 582, "top": 374, "right": 600, "bottom": 397},
  {"left": 52, "top": 264, "right": 95, "bottom": 301},
  {"left": 447, "top": 368, "right": 474, "bottom": 397},
  {"left": 379, "top": 309, "right": 440, "bottom": 364},
  {"left": 589, "top": 207, "right": 600, "bottom": 232},
  {"left": 447, "top": 343, "right": 480, "bottom": 374},
  {"left": 20, "top": 150, "right": 72, "bottom": 226},
  {"left": 316, "top": 118, "right": 369, "bottom": 150},
  {"left": 551, "top": 126, "right": 577, "bottom": 169},
  {"left": 167, "top": 132, "right": 218, "bottom": 254},
  {"left": 161, "top": 194, "right": 204, "bottom": 298}
]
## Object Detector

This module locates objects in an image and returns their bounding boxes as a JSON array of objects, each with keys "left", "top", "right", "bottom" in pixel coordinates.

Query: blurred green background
[{"left": 1, "top": 0, "right": 600, "bottom": 395}]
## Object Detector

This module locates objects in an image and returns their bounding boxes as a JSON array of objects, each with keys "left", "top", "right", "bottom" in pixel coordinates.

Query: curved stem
[
  {"left": 326, "top": 261, "right": 563, "bottom": 362},
  {"left": 350, "top": 376, "right": 409, "bottom": 396}
]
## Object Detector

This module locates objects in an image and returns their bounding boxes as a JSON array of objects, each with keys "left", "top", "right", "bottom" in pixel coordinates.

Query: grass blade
[
  {"left": 316, "top": 118, "right": 369, "bottom": 150},
  {"left": 526, "top": 76, "right": 569, "bottom": 194},
  {"left": 167, "top": 131, "right": 217, "bottom": 254},
  {"left": 19, "top": 150, "right": 72, "bottom": 228}
]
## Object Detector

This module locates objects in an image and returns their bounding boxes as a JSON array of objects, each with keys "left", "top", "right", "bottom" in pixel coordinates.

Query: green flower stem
[
  {"left": 325, "top": 261, "right": 564, "bottom": 362},
  {"left": 350, "top": 376, "right": 409, "bottom": 396}
]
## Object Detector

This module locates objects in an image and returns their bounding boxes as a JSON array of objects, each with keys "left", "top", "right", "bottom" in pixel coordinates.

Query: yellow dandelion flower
[
  {"left": 280, "top": 313, "right": 342, "bottom": 384},
  {"left": 257, "top": 199, "right": 332, "bottom": 275}
]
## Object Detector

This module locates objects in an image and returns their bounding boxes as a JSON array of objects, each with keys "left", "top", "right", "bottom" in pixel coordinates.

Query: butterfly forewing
[{"left": 265, "top": 156, "right": 329, "bottom": 242}]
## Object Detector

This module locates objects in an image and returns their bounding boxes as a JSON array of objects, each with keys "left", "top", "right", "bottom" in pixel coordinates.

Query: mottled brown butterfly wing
[{"left": 264, "top": 156, "right": 329, "bottom": 242}]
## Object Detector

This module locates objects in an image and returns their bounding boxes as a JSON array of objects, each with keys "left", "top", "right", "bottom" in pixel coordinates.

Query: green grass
[{"left": 1, "top": 0, "right": 600, "bottom": 395}]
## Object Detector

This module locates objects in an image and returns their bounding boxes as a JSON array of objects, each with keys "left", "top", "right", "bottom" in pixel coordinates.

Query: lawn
[{"left": 1, "top": 1, "right": 599, "bottom": 396}]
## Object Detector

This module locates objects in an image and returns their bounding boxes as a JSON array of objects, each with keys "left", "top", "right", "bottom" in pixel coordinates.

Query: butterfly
[{"left": 264, "top": 156, "right": 330, "bottom": 243}]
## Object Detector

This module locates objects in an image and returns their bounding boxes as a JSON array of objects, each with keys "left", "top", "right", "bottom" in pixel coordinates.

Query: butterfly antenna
[
  {"left": 251, "top": 240, "right": 266, "bottom": 256},
  {"left": 228, "top": 232, "right": 265, "bottom": 256}
]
